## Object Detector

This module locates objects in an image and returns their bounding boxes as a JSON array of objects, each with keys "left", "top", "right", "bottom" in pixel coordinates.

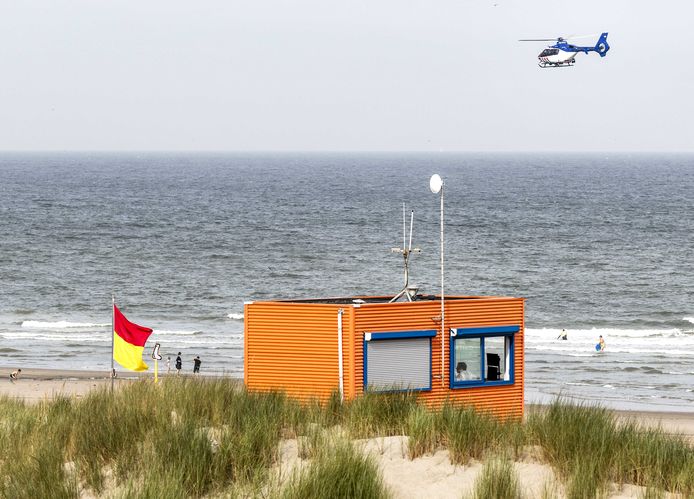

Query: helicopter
[{"left": 519, "top": 32, "right": 610, "bottom": 68}]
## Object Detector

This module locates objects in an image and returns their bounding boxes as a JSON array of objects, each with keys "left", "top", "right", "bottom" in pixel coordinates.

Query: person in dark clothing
[
  {"left": 175, "top": 352, "right": 182, "bottom": 375},
  {"left": 193, "top": 356, "right": 201, "bottom": 374}
]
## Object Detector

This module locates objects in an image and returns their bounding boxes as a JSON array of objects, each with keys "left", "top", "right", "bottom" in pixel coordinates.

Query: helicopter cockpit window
[{"left": 539, "top": 49, "right": 559, "bottom": 57}]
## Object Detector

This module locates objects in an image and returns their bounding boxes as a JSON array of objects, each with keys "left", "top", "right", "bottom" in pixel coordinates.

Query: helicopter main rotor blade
[{"left": 518, "top": 38, "right": 558, "bottom": 42}]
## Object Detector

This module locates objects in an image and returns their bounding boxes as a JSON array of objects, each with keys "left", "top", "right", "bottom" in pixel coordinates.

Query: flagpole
[{"left": 111, "top": 294, "right": 115, "bottom": 393}]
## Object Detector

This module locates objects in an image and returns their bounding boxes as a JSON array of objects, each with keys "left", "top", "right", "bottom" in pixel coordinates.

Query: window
[
  {"left": 364, "top": 330, "right": 436, "bottom": 392},
  {"left": 539, "top": 48, "right": 559, "bottom": 57},
  {"left": 450, "top": 326, "right": 518, "bottom": 388},
  {"left": 454, "top": 338, "right": 482, "bottom": 381}
]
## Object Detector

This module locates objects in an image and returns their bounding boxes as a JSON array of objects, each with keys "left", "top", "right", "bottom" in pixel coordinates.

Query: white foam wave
[
  {"left": 227, "top": 313, "right": 244, "bottom": 320},
  {"left": 526, "top": 327, "right": 687, "bottom": 340},
  {"left": 526, "top": 326, "right": 694, "bottom": 359},
  {"left": 21, "top": 320, "right": 109, "bottom": 329},
  {"left": 153, "top": 329, "right": 202, "bottom": 336},
  {"left": 0, "top": 332, "right": 108, "bottom": 343},
  {"left": 684, "top": 317, "right": 694, "bottom": 324}
]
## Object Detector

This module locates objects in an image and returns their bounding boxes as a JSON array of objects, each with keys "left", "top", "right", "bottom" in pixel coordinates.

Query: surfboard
[{"left": 595, "top": 344, "right": 602, "bottom": 352}]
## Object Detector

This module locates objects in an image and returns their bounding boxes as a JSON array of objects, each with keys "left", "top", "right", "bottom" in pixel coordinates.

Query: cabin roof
[{"left": 264, "top": 294, "right": 521, "bottom": 305}]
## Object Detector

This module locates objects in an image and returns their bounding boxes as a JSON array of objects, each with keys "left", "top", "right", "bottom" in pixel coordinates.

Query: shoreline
[{"left": 2, "top": 367, "right": 692, "bottom": 441}]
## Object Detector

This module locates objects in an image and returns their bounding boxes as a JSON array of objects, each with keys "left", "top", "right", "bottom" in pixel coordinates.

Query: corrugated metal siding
[
  {"left": 245, "top": 296, "right": 524, "bottom": 418},
  {"left": 365, "top": 338, "right": 430, "bottom": 390},
  {"left": 353, "top": 297, "right": 525, "bottom": 419},
  {"left": 245, "top": 302, "right": 345, "bottom": 401}
]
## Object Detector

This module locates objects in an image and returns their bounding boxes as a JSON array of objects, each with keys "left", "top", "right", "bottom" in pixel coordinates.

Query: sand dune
[{"left": 1, "top": 367, "right": 692, "bottom": 498}]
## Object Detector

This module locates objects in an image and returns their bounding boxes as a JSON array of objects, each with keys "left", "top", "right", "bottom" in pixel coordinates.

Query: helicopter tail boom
[{"left": 594, "top": 32, "right": 610, "bottom": 57}]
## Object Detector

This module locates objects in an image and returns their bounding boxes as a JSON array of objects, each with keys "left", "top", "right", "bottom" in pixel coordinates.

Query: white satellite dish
[{"left": 429, "top": 174, "right": 443, "bottom": 194}]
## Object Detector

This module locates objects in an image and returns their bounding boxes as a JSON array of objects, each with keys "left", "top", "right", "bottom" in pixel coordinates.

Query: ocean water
[{"left": 1, "top": 153, "right": 692, "bottom": 411}]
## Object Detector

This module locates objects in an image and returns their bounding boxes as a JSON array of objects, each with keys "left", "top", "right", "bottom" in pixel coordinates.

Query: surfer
[
  {"left": 557, "top": 329, "right": 568, "bottom": 340},
  {"left": 598, "top": 335, "right": 606, "bottom": 351}
]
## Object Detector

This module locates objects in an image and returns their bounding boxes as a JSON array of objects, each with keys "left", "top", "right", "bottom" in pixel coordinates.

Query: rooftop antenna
[{"left": 389, "top": 203, "right": 421, "bottom": 302}]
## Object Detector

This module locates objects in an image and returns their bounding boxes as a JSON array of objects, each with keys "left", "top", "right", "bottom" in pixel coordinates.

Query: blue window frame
[
  {"left": 363, "top": 329, "right": 436, "bottom": 392},
  {"left": 449, "top": 325, "right": 518, "bottom": 389}
]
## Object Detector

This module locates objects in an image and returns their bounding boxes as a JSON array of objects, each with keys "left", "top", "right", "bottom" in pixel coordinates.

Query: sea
[{"left": 1, "top": 153, "right": 692, "bottom": 412}]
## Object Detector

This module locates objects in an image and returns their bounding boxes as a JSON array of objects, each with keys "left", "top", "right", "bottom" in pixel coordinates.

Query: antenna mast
[{"left": 390, "top": 203, "right": 421, "bottom": 302}]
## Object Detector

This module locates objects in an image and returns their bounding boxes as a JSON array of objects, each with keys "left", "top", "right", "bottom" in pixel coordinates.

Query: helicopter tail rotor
[{"left": 594, "top": 32, "right": 610, "bottom": 56}]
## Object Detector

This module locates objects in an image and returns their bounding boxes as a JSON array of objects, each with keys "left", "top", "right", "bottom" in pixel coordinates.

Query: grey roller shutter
[{"left": 366, "top": 338, "right": 430, "bottom": 391}]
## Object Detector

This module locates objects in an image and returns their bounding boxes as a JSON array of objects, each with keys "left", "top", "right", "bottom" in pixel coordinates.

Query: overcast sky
[{"left": 2, "top": 0, "right": 692, "bottom": 152}]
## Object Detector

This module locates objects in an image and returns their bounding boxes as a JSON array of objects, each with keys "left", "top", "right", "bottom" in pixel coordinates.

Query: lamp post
[{"left": 429, "top": 174, "right": 444, "bottom": 387}]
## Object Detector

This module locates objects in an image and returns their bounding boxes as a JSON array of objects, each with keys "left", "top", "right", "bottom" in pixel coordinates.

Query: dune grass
[
  {"left": 406, "top": 404, "right": 438, "bottom": 459},
  {"left": 0, "top": 379, "right": 298, "bottom": 498},
  {"left": 282, "top": 436, "right": 391, "bottom": 499},
  {"left": 471, "top": 457, "right": 522, "bottom": 499},
  {"left": 0, "top": 396, "right": 78, "bottom": 499},
  {"left": 344, "top": 390, "right": 418, "bottom": 438},
  {"left": 0, "top": 382, "right": 691, "bottom": 498},
  {"left": 527, "top": 399, "right": 694, "bottom": 498}
]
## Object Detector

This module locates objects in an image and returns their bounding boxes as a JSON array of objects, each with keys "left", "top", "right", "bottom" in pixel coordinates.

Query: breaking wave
[{"left": 21, "top": 320, "right": 109, "bottom": 329}]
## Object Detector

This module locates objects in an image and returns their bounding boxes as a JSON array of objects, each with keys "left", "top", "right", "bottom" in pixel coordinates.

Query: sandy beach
[{"left": 0, "top": 367, "right": 142, "bottom": 403}]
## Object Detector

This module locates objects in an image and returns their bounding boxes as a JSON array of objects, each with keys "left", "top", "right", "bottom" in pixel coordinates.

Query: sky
[{"left": 1, "top": 0, "right": 692, "bottom": 152}]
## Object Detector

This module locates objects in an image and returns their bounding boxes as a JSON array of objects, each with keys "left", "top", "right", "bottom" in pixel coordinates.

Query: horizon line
[{"left": 1, "top": 149, "right": 693, "bottom": 155}]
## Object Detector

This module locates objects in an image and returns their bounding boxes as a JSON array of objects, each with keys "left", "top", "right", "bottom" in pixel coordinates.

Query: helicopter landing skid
[{"left": 538, "top": 61, "right": 575, "bottom": 68}]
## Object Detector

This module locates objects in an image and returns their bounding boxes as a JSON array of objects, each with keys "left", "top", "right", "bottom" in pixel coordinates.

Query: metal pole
[
  {"left": 111, "top": 294, "right": 115, "bottom": 392},
  {"left": 440, "top": 184, "right": 445, "bottom": 387},
  {"left": 337, "top": 309, "right": 345, "bottom": 402}
]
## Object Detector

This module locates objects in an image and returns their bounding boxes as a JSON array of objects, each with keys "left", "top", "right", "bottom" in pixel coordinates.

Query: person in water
[
  {"left": 557, "top": 329, "right": 568, "bottom": 340},
  {"left": 598, "top": 335, "right": 606, "bottom": 351}
]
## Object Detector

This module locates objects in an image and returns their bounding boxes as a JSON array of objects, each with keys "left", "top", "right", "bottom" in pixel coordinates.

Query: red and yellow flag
[{"left": 113, "top": 305, "right": 153, "bottom": 372}]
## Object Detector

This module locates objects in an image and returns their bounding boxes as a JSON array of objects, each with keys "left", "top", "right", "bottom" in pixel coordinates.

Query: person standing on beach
[
  {"left": 175, "top": 352, "right": 182, "bottom": 375},
  {"left": 166, "top": 356, "right": 171, "bottom": 374},
  {"left": 193, "top": 356, "right": 201, "bottom": 374},
  {"left": 9, "top": 369, "right": 21, "bottom": 383}
]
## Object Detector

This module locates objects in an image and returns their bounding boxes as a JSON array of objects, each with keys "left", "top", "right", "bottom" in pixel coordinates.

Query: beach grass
[
  {"left": 470, "top": 457, "right": 522, "bottom": 499},
  {"left": 0, "top": 396, "right": 77, "bottom": 499},
  {"left": 406, "top": 404, "right": 438, "bottom": 459},
  {"left": 344, "top": 390, "right": 418, "bottom": 438},
  {"left": 0, "top": 381, "right": 691, "bottom": 498},
  {"left": 439, "top": 403, "right": 509, "bottom": 464},
  {"left": 281, "top": 435, "right": 391, "bottom": 499},
  {"left": 527, "top": 398, "right": 694, "bottom": 498}
]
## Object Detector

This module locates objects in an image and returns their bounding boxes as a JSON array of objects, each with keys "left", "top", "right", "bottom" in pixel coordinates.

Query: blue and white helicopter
[{"left": 519, "top": 32, "right": 610, "bottom": 68}]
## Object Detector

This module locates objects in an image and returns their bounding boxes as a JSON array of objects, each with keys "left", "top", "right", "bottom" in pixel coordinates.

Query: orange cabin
[{"left": 244, "top": 294, "right": 525, "bottom": 419}]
